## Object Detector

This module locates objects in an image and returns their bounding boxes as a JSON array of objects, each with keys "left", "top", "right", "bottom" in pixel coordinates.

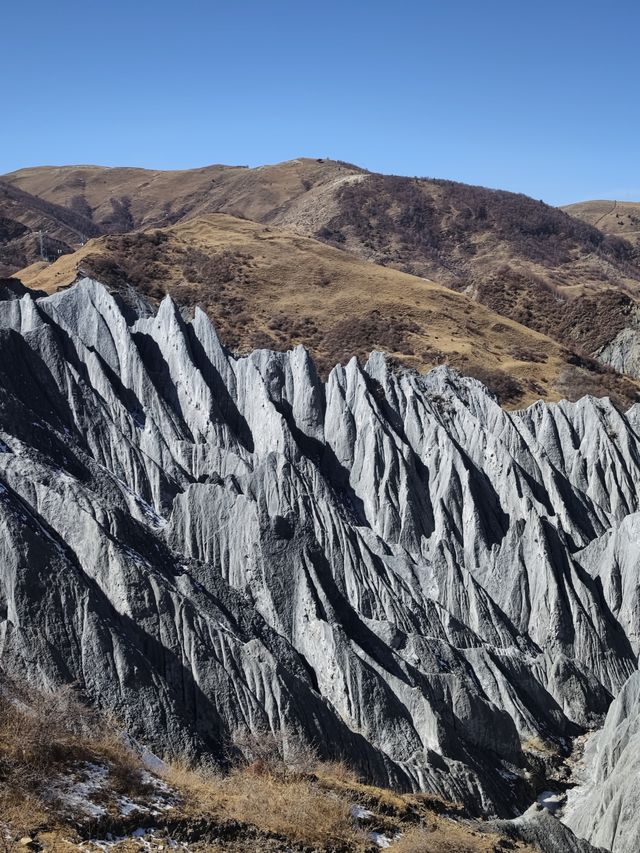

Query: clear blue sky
[{"left": 3, "top": 0, "right": 639, "bottom": 205}]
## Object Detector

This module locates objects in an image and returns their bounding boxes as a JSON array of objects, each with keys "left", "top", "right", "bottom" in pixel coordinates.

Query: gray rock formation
[
  {"left": 1, "top": 278, "right": 639, "bottom": 847},
  {"left": 562, "top": 672, "right": 640, "bottom": 853},
  {"left": 497, "top": 804, "right": 608, "bottom": 853},
  {"left": 596, "top": 306, "right": 640, "bottom": 380}
]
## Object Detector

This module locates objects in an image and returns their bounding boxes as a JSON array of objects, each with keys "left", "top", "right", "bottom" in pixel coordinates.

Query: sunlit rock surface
[{"left": 0, "top": 278, "right": 639, "bottom": 848}]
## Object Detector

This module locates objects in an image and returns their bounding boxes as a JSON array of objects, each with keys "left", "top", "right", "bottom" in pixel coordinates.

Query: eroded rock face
[
  {"left": 0, "top": 278, "right": 639, "bottom": 833},
  {"left": 498, "top": 805, "right": 608, "bottom": 853},
  {"left": 596, "top": 307, "right": 640, "bottom": 380},
  {"left": 562, "top": 672, "right": 640, "bottom": 853}
]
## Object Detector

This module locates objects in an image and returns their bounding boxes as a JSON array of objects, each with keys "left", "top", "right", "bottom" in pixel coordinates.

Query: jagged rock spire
[{"left": 1, "top": 278, "right": 639, "bottom": 839}]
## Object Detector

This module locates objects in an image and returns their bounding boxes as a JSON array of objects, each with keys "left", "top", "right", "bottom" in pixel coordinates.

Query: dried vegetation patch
[
  {"left": 15, "top": 214, "right": 640, "bottom": 408},
  {"left": 0, "top": 679, "right": 539, "bottom": 852}
]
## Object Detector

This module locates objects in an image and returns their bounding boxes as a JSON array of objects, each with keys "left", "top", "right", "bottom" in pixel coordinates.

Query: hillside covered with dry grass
[
  {"left": 15, "top": 213, "right": 640, "bottom": 409},
  {"left": 0, "top": 676, "right": 538, "bottom": 853},
  {"left": 562, "top": 200, "right": 640, "bottom": 247},
  {"left": 5, "top": 158, "right": 640, "bottom": 403},
  {"left": 6, "top": 159, "right": 639, "bottom": 291}
]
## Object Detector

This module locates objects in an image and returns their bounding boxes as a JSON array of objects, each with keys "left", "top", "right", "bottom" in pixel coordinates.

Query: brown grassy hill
[
  {"left": 0, "top": 180, "right": 101, "bottom": 275},
  {"left": 3, "top": 158, "right": 362, "bottom": 234},
  {"left": 6, "top": 160, "right": 640, "bottom": 365},
  {"left": 16, "top": 214, "right": 640, "bottom": 409},
  {"left": 308, "top": 175, "right": 640, "bottom": 365},
  {"left": 6, "top": 159, "right": 638, "bottom": 288},
  {"left": 315, "top": 174, "right": 640, "bottom": 290},
  {"left": 562, "top": 200, "right": 640, "bottom": 247}
]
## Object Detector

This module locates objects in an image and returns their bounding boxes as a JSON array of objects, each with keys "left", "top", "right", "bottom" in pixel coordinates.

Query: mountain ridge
[
  {"left": 1, "top": 276, "right": 640, "bottom": 850},
  {"left": 5, "top": 158, "right": 640, "bottom": 391},
  {"left": 11, "top": 212, "right": 640, "bottom": 410}
]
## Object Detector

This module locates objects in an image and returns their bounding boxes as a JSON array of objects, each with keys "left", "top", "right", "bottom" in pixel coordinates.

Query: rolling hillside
[
  {"left": 562, "top": 200, "right": 640, "bottom": 247},
  {"left": 16, "top": 213, "right": 640, "bottom": 408},
  {"left": 6, "top": 159, "right": 639, "bottom": 292},
  {"left": 6, "top": 158, "right": 640, "bottom": 389}
]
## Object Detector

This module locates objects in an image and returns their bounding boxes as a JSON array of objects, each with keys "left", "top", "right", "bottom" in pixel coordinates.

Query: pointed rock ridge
[
  {"left": 562, "top": 671, "right": 640, "bottom": 853},
  {"left": 1, "top": 277, "right": 640, "bottom": 838},
  {"left": 575, "top": 511, "right": 640, "bottom": 654}
]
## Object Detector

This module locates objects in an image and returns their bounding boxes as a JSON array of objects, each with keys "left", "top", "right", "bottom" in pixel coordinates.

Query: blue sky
[{"left": 3, "top": 0, "right": 639, "bottom": 205}]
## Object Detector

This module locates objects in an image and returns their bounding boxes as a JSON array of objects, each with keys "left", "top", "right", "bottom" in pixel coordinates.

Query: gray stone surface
[
  {"left": 1, "top": 278, "right": 639, "bottom": 845},
  {"left": 596, "top": 308, "right": 640, "bottom": 380},
  {"left": 562, "top": 672, "right": 640, "bottom": 853},
  {"left": 496, "top": 804, "right": 608, "bottom": 852}
]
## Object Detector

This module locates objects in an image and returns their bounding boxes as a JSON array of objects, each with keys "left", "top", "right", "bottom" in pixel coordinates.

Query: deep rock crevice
[{"left": 1, "top": 278, "right": 639, "bottom": 850}]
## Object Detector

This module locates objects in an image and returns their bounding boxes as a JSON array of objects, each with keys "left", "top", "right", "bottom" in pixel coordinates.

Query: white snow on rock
[
  {"left": 369, "top": 831, "right": 392, "bottom": 848},
  {"left": 48, "top": 763, "right": 109, "bottom": 818}
]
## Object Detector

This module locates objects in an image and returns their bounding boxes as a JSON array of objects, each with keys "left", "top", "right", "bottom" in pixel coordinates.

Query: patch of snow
[
  {"left": 537, "top": 789, "right": 566, "bottom": 814},
  {"left": 49, "top": 762, "right": 109, "bottom": 818},
  {"left": 351, "top": 804, "right": 374, "bottom": 820},
  {"left": 369, "top": 832, "right": 392, "bottom": 848},
  {"left": 117, "top": 796, "right": 145, "bottom": 816},
  {"left": 84, "top": 829, "right": 188, "bottom": 851}
]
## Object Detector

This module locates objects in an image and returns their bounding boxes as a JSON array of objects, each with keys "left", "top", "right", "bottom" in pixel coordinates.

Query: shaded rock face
[
  {"left": 560, "top": 519, "right": 640, "bottom": 852},
  {"left": 0, "top": 279, "right": 639, "bottom": 828}
]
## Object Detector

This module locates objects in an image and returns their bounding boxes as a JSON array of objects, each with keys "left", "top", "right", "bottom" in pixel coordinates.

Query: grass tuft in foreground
[{"left": 0, "top": 674, "right": 535, "bottom": 852}]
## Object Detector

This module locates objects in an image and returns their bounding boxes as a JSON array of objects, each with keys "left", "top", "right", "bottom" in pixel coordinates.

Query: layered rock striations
[{"left": 0, "top": 278, "right": 639, "bottom": 847}]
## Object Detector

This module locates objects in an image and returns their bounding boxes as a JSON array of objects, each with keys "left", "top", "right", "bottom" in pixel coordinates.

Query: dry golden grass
[
  {"left": 563, "top": 200, "right": 640, "bottom": 246},
  {"left": 3, "top": 158, "right": 356, "bottom": 235},
  {"left": 390, "top": 823, "right": 531, "bottom": 853},
  {"left": 0, "top": 676, "right": 147, "bottom": 845},
  {"left": 15, "top": 212, "right": 640, "bottom": 408},
  {"left": 313, "top": 763, "right": 415, "bottom": 816},
  {"left": 163, "top": 760, "right": 367, "bottom": 850},
  {"left": 0, "top": 687, "right": 539, "bottom": 852},
  {"left": 161, "top": 730, "right": 367, "bottom": 849},
  {"left": 161, "top": 756, "right": 537, "bottom": 853}
]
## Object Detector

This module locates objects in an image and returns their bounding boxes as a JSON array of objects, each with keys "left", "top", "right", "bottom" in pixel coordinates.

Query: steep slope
[
  {"left": 6, "top": 159, "right": 640, "bottom": 382},
  {"left": 0, "top": 677, "right": 569, "bottom": 853},
  {"left": 562, "top": 672, "right": 640, "bottom": 853},
  {"left": 554, "top": 511, "right": 640, "bottom": 851},
  {"left": 0, "top": 180, "right": 100, "bottom": 275},
  {"left": 13, "top": 214, "right": 640, "bottom": 409},
  {"left": 563, "top": 200, "right": 640, "bottom": 247},
  {"left": 2, "top": 278, "right": 640, "bottom": 842}
]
